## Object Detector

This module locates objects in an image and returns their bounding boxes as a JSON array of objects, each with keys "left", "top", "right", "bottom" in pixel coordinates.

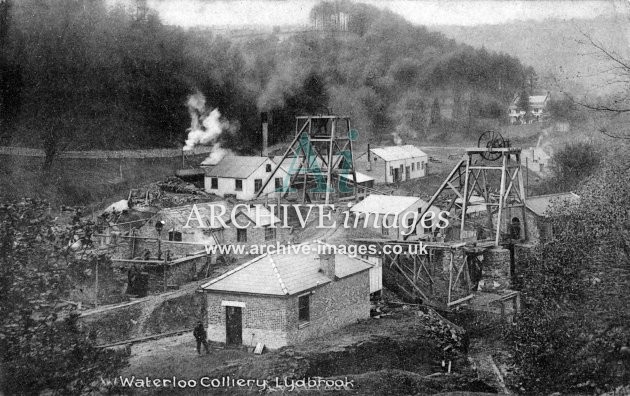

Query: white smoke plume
[
  {"left": 183, "top": 91, "right": 237, "bottom": 158},
  {"left": 391, "top": 130, "right": 403, "bottom": 146}
]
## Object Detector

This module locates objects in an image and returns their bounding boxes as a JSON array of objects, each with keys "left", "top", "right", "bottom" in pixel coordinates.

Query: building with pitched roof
[
  {"left": 204, "top": 155, "right": 289, "bottom": 200},
  {"left": 350, "top": 194, "right": 442, "bottom": 240},
  {"left": 134, "top": 202, "right": 290, "bottom": 256},
  {"left": 508, "top": 92, "right": 550, "bottom": 124},
  {"left": 356, "top": 145, "right": 428, "bottom": 184},
  {"left": 506, "top": 192, "right": 580, "bottom": 243},
  {"left": 199, "top": 243, "right": 372, "bottom": 348}
]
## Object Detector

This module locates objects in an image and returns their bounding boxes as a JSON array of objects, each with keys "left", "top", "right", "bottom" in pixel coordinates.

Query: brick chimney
[
  {"left": 318, "top": 251, "right": 336, "bottom": 280},
  {"left": 261, "top": 112, "right": 269, "bottom": 157}
]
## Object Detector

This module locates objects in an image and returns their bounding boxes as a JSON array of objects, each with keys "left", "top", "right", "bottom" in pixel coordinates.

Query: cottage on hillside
[
  {"left": 204, "top": 156, "right": 289, "bottom": 201},
  {"left": 356, "top": 145, "right": 428, "bottom": 184},
  {"left": 508, "top": 92, "right": 550, "bottom": 124},
  {"left": 350, "top": 194, "right": 442, "bottom": 240},
  {"left": 200, "top": 243, "right": 372, "bottom": 349},
  {"left": 506, "top": 192, "right": 580, "bottom": 243}
]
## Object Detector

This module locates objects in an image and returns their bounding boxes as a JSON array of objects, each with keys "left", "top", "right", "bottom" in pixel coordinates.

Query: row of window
[
  {"left": 389, "top": 161, "right": 426, "bottom": 176},
  {"left": 208, "top": 177, "right": 284, "bottom": 193}
]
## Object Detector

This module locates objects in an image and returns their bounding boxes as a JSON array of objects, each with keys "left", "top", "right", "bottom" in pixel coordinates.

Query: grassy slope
[{"left": 0, "top": 154, "right": 198, "bottom": 208}]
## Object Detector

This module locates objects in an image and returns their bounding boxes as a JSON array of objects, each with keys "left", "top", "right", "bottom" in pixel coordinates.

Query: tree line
[{"left": 0, "top": 0, "right": 534, "bottom": 167}]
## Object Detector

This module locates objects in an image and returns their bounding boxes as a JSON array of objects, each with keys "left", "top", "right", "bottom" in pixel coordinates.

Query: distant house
[
  {"left": 136, "top": 202, "right": 290, "bottom": 255},
  {"left": 356, "top": 145, "right": 429, "bottom": 184},
  {"left": 204, "top": 156, "right": 289, "bottom": 201},
  {"left": 349, "top": 194, "right": 442, "bottom": 240},
  {"left": 509, "top": 92, "right": 550, "bottom": 124},
  {"left": 506, "top": 192, "right": 580, "bottom": 243},
  {"left": 200, "top": 243, "right": 372, "bottom": 349}
]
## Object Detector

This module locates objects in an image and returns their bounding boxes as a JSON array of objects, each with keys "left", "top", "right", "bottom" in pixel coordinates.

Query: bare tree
[{"left": 570, "top": 25, "right": 630, "bottom": 139}]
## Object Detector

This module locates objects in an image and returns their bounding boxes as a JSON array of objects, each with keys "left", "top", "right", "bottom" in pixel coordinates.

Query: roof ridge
[
  {"left": 200, "top": 253, "right": 268, "bottom": 289},
  {"left": 268, "top": 254, "right": 289, "bottom": 295}
]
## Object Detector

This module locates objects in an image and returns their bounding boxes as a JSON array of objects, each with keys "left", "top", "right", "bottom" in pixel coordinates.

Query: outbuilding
[{"left": 200, "top": 243, "right": 372, "bottom": 349}]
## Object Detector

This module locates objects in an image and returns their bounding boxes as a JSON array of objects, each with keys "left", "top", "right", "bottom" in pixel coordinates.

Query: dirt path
[{"left": 121, "top": 333, "right": 251, "bottom": 380}]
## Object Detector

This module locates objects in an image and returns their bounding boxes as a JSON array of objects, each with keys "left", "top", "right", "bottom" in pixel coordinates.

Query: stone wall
[{"left": 480, "top": 247, "right": 511, "bottom": 291}]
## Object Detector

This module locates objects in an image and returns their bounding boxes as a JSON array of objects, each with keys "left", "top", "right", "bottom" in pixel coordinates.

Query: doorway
[{"left": 225, "top": 306, "right": 242, "bottom": 345}]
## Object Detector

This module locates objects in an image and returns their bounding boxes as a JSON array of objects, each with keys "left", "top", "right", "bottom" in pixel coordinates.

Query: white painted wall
[
  {"left": 205, "top": 158, "right": 289, "bottom": 200},
  {"left": 371, "top": 153, "right": 428, "bottom": 183}
]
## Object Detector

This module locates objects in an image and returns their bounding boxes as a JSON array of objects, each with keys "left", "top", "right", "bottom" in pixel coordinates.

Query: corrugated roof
[
  {"left": 525, "top": 192, "right": 580, "bottom": 217},
  {"left": 339, "top": 171, "right": 374, "bottom": 184},
  {"left": 204, "top": 156, "right": 268, "bottom": 179},
  {"left": 350, "top": 194, "right": 423, "bottom": 215},
  {"left": 370, "top": 145, "right": 427, "bottom": 162},
  {"left": 200, "top": 242, "right": 372, "bottom": 296}
]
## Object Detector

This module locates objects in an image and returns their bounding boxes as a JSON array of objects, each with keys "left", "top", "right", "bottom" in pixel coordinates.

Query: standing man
[{"left": 193, "top": 321, "right": 210, "bottom": 355}]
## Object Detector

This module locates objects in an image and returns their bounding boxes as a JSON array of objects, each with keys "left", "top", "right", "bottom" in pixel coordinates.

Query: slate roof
[
  {"left": 154, "top": 202, "right": 279, "bottom": 230},
  {"left": 200, "top": 243, "right": 372, "bottom": 296},
  {"left": 350, "top": 194, "right": 424, "bottom": 215},
  {"left": 370, "top": 145, "right": 427, "bottom": 162},
  {"left": 510, "top": 93, "right": 549, "bottom": 108},
  {"left": 204, "top": 156, "right": 268, "bottom": 179},
  {"left": 525, "top": 192, "right": 580, "bottom": 217}
]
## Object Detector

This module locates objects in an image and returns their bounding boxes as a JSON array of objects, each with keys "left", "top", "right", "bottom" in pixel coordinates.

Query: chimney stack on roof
[{"left": 318, "top": 250, "right": 336, "bottom": 280}]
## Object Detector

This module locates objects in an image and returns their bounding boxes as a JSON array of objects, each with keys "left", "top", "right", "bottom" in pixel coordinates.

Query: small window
[
  {"left": 210, "top": 177, "right": 218, "bottom": 189},
  {"left": 254, "top": 179, "right": 262, "bottom": 193},
  {"left": 274, "top": 177, "right": 283, "bottom": 189},
  {"left": 168, "top": 230, "right": 182, "bottom": 241},
  {"left": 266, "top": 164, "right": 272, "bottom": 172},
  {"left": 423, "top": 218, "right": 433, "bottom": 235},
  {"left": 237, "top": 228, "right": 247, "bottom": 242},
  {"left": 417, "top": 161, "right": 421, "bottom": 169},
  {"left": 264, "top": 226, "right": 276, "bottom": 241},
  {"left": 390, "top": 166, "right": 393, "bottom": 176},
  {"left": 412, "top": 163, "right": 415, "bottom": 171},
  {"left": 235, "top": 179, "right": 243, "bottom": 191},
  {"left": 298, "top": 294, "right": 310, "bottom": 323}
]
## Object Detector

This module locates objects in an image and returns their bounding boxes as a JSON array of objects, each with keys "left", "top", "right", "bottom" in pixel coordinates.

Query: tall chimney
[
  {"left": 319, "top": 250, "right": 336, "bottom": 280},
  {"left": 261, "top": 112, "right": 269, "bottom": 157}
]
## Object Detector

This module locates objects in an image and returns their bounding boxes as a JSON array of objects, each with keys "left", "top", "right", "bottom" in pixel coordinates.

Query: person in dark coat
[{"left": 193, "top": 321, "right": 210, "bottom": 355}]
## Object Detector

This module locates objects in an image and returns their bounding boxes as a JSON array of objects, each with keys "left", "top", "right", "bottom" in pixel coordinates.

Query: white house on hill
[
  {"left": 509, "top": 92, "right": 550, "bottom": 124},
  {"left": 204, "top": 156, "right": 289, "bottom": 201}
]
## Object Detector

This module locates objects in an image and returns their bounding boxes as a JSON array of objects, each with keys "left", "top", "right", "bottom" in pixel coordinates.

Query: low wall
[
  {"left": 80, "top": 291, "right": 206, "bottom": 345},
  {"left": 112, "top": 254, "right": 211, "bottom": 293}
]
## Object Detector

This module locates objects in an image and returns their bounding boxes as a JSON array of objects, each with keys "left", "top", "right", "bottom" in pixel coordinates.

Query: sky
[{"left": 142, "top": 0, "right": 628, "bottom": 28}]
